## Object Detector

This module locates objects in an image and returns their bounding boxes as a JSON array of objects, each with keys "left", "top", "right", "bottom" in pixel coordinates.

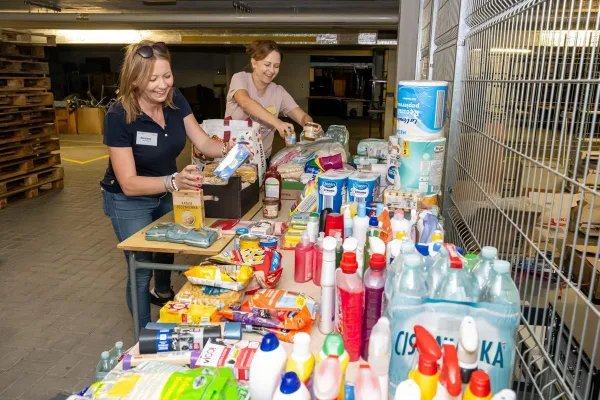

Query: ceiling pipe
[{"left": 0, "top": 12, "right": 398, "bottom": 27}]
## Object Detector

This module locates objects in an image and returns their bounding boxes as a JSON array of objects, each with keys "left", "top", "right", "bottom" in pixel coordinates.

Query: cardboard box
[
  {"left": 76, "top": 107, "right": 104, "bottom": 135},
  {"left": 195, "top": 338, "right": 258, "bottom": 381},
  {"left": 281, "top": 179, "right": 304, "bottom": 200},
  {"left": 527, "top": 192, "right": 581, "bottom": 228},
  {"left": 565, "top": 244, "right": 600, "bottom": 301},
  {"left": 173, "top": 190, "right": 205, "bottom": 228},
  {"left": 203, "top": 176, "right": 259, "bottom": 219}
]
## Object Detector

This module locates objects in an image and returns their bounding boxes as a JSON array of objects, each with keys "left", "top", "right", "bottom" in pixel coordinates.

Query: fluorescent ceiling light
[{"left": 538, "top": 30, "right": 600, "bottom": 47}]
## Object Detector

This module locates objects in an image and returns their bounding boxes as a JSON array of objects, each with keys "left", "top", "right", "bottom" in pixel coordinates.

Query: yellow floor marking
[
  {"left": 62, "top": 155, "right": 109, "bottom": 164},
  {"left": 61, "top": 140, "right": 104, "bottom": 144}
]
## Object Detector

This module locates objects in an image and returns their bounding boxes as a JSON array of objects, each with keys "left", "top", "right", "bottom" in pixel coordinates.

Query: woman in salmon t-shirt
[{"left": 225, "top": 40, "right": 321, "bottom": 159}]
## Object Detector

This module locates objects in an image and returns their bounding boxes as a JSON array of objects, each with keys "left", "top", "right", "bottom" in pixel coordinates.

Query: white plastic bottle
[
  {"left": 355, "top": 364, "right": 382, "bottom": 400},
  {"left": 391, "top": 211, "right": 407, "bottom": 238},
  {"left": 249, "top": 333, "right": 288, "bottom": 400},
  {"left": 314, "top": 355, "right": 342, "bottom": 400},
  {"left": 343, "top": 207, "right": 353, "bottom": 239},
  {"left": 491, "top": 389, "right": 517, "bottom": 400},
  {"left": 386, "top": 232, "right": 404, "bottom": 267},
  {"left": 394, "top": 379, "right": 421, "bottom": 400},
  {"left": 273, "top": 371, "right": 311, "bottom": 400},
  {"left": 320, "top": 236, "right": 337, "bottom": 334},
  {"left": 307, "top": 213, "right": 320, "bottom": 243},
  {"left": 368, "top": 317, "right": 391, "bottom": 400}
]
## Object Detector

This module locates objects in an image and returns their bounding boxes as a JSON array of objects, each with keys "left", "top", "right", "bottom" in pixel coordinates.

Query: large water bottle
[
  {"left": 433, "top": 251, "right": 477, "bottom": 302},
  {"left": 392, "top": 254, "right": 429, "bottom": 300},
  {"left": 384, "top": 241, "right": 416, "bottom": 306},
  {"left": 472, "top": 246, "right": 497, "bottom": 293},
  {"left": 481, "top": 260, "right": 520, "bottom": 305},
  {"left": 427, "top": 246, "right": 449, "bottom": 296}
]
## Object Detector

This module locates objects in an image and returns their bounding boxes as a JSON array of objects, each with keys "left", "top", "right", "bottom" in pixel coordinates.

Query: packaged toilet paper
[
  {"left": 347, "top": 171, "right": 380, "bottom": 204},
  {"left": 399, "top": 138, "right": 446, "bottom": 195},
  {"left": 396, "top": 80, "right": 448, "bottom": 140},
  {"left": 317, "top": 169, "right": 353, "bottom": 213}
]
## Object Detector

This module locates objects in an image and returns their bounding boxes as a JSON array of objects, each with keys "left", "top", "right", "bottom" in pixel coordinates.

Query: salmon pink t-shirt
[{"left": 225, "top": 72, "right": 299, "bottom": 157}]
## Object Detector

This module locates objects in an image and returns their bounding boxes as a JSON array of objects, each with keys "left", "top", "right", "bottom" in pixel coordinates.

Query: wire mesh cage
[{"left": 422, "top": 0, "right": 600, "bottom": 398}]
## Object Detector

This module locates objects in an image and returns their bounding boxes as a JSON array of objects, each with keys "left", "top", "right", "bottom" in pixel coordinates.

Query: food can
[
  {"left": 259, "top": 235, "right": 279, "bottom": 249},
  {"left": 234, "top": 228, "right": 249, "bottom": 251},
  {"left": 263, "top": 197, "right": 279, "bottom": 219},
  {"left": 239, "top": 234, "right": 260, "bottom": 250},
  {"left": 285, "top": 132, "right": 297, "bottom": 146}
]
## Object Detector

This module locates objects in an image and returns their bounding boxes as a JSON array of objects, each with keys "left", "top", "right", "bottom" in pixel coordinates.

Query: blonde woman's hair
[{"left": 119, "top": 40, "right": 175, "bottom": 124}]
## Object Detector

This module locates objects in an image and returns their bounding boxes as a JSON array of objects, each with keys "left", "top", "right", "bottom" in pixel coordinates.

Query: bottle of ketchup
[{"left": 264, "top": 166, "right": 282, "bottom": 210}]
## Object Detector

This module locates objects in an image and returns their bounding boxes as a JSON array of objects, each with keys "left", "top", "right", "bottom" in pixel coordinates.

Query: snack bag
[
  {"left": 184, "top": 265, "right": 253, "bottom": 291},
  {"left": 175, "top": 282, "right": 244, "bottom": 310},
  {"left": 242, "top": 319, "right": 315, "bottom": 343},
  {"left": 219, "top": 289, "right": 317, "bottom": 330},
  {"left": 160, "top": 302, "right": 218, "bottom": 324},
  {"left": 214, "top": 144, "right": 251, "bottom": 181}
]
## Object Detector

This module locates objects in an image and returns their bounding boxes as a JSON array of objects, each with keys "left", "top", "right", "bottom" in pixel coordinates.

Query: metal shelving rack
[{"left": 419, "top": 0, "right": 600, "bottom": 398}]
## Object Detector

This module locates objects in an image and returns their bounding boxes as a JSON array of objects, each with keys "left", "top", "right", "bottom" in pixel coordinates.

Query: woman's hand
[
  {"left": 304, "top": 122, "right": 323, "bottom": 136},
  {"left": 175, "top": 165, "right": 203, "bottom": 191},
  {"left": 275, "top": 120, "right": 295, "bottom": 139}
]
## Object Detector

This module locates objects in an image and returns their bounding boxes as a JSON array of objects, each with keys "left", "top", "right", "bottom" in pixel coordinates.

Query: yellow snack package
[
  {"left": 159, "top": 301, "right": 218, "bottom": 324},
  {"left": 174, "top": 281, "right": 243, "bottom": 310},
  {"left": 184, "top": 264, "right": 253, "bottom": 291}
]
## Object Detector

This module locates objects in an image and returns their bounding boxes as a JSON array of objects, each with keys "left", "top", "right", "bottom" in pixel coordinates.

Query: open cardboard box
[{"left": 565, "top": 244, "right": 600, "bottom": 302}]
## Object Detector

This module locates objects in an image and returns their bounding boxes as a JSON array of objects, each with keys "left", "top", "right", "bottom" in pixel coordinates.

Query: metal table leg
[{"left": 128, "top": 252, "right": 191, "bottom": 342}]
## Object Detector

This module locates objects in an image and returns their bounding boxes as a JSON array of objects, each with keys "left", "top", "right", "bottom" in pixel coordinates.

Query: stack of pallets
[{"left": 0, "top": 28, "right": 63, "bottom": 209}]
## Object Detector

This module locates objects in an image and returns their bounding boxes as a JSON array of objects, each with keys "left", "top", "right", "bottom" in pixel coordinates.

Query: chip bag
[{"left": 184, "top": 264, "right": 253, "bottom": 291}]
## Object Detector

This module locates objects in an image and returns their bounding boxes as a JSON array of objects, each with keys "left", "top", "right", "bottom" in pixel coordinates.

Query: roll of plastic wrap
[
  {"left": 398, "top": 137, "right": 446, "bottom": 195},
  {"left": 396, "top": 80, "right": 448, "bottom": 139}
]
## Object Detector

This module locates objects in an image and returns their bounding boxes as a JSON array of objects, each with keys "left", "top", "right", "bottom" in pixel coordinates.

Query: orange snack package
[{"left": 242, "top": 319, "right": 315, "bottom": 343}]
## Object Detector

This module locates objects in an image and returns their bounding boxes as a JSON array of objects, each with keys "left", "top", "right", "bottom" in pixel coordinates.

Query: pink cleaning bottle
[
  {"left": 295, "top": 231, "right": 315, "bottom": 283},
  {"left": 313, "top": 233, "right": 325, "bottom": 286},
  {"left": 335, "top": 252, "right": 364, "bottom": 361},
  {"left": 361, "top": 253, "right": 387, "bottom": 360}
]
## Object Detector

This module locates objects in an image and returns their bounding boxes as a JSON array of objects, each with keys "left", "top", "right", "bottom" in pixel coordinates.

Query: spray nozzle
[
  {"left": 440, "top": 342, "right": 462, "bottom": 396},
  {"left": 413, "top": 325, "right": 442, "bottom": 369}
]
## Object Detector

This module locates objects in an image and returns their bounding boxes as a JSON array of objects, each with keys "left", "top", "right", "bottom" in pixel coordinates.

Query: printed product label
[
  {"left": 396, "top": 83, "right": 448, "bottom": 138},
  {"left": 265, "top": 177, "right": 280, "bottom": 198}
]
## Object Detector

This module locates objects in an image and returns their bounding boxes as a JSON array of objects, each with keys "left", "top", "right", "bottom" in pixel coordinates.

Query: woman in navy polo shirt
[{"left": 101, "top": 41, "right": 227, "bottom": 329}]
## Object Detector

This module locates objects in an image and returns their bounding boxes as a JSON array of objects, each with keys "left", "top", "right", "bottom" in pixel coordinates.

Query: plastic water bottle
[
  {"left": 391, "top": 254, "right": 429, "bottom": 301},
  {"left": 109, "top": 341, "right": 125, "bottom": 364},
  {"left": 384, "top": 241, "right": 416, "bottom": 310},
  {"left": 472, "top": 246, "right": 497, "bottom": 292},
  {"left": 433, "top": 248, "right": 477, "bottom": 302},
  {"left": 100, "top": 351, "right": 113, "bottom": 372},
  {"left": 427, "top": 246, "right": 449, "bottom": 296},
  {"left": 481, "top": 260, "right": 520, "bottom": 305}
]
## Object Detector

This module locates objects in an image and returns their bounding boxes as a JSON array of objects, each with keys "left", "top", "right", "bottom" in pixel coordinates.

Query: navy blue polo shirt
[{"left": 100, "top": 89, "right": 192, "bottom": 193}]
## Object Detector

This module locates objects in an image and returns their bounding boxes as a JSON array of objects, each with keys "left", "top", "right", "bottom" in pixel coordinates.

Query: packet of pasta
[
  {"left": 175, "top": 281, "right": 244, "bottom": 310},
  {"left": 184, "top": 264, "right": 253, "bottom": 291}
]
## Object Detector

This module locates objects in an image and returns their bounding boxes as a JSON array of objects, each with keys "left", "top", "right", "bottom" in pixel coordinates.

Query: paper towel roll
[
  {"left": 396, "top": 80, "right": 448, "bottom": 140},
  {"left": 399, "top": 137, "right": 446, "bottom": 196}
]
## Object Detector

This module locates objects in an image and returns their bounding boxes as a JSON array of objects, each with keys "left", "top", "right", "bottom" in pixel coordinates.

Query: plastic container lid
[
  {"left": 369, "top": 253, "right": 386, "bottom": 269},
  {"left": 340, "top": 252, "right": 358, "bottom": 273},
  {"left": 101, "top": 351, "right": 109, "bottom": 359},
  {"left": 481, "top": 246, "right": 498, "bottom": 260},
  {"left": 493, "top": 260, "right": 511, "bottom": 274},
  {"left": 343, "top": 237, "right": 358, "bottom": 253},
  {"left": 418, "top": 354, "right": 438, "bottom": 376},
  {"left": 235, "top": 228, "right": 249, "bottom": 235},
  {"left": 322, "top": 333, "right": 345, "bottom": 356},
  {"left": 403, "top": 254, "right": 423, "bottom": 269},
  {"left": 369, "top": 216, "right": 379, "bottom": 227},
  {"left": 469, "top": 370, "right": 491, "bottom": 397},
  {"left": 309, "top": 213, "right": 320, "bottom": 221},
  {"left": 279, "top": 371, "right": 302, "bottom": 394},
  {"left": 292, "top": 332, "right": 312, "bottom": 359},
  {"left": 260, "top": 333, "right": 280, "bottom": 352}
]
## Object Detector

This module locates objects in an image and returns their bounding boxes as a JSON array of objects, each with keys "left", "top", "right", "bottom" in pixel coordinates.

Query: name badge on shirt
[{"left": 136, "top": 131, "right": 158, "bottom": 146}]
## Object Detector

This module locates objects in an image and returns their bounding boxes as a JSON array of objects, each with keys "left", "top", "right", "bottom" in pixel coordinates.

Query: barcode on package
[{"left": 434, "top": 90, "right": 445, "bottom": 128}]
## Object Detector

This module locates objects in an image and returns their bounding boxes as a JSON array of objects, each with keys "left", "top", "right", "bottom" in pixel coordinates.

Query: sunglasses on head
[{"left": 136, "top": 42, "right": 167, "bottom": 58}]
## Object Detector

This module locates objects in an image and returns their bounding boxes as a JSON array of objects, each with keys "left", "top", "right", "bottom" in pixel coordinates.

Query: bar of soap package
[{"left": 174, "top": 189, "right": 205, "bottom": 228}]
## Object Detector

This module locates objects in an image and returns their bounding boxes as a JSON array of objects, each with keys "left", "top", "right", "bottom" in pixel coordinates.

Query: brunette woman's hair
[
  {"left": 244, "top": 40, "right": 282, "bottom": 72},
  {"left": 119, "top": 40, "right": 175, "bottom": 124}
]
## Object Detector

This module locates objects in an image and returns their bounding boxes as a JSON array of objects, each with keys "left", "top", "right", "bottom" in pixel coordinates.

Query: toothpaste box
[{"left": 195, "top": 338, "right": 258, "bottom": 381}]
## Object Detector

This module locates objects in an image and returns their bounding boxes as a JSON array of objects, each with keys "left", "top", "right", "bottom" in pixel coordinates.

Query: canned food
[
  {"left": 285, "top": 132, "right": 296, "bottom": 146},
  {"left": 259, "top": 235, "right": 279, "bottom": 249},
  {"left": 239, "top": 234, "right": 260, "bottom": 250},
  {"left": 263, "top": 198, "right": 279, "bottom": 219},
  {"left": 234, "top": 228, "right": 249, "bottom": 251}
]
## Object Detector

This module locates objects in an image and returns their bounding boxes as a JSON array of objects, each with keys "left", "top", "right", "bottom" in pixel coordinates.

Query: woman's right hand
[
  {"left": 175, "top": 165, "right": 203, "bottom": 191},
  {"left": 275, "top": 120, "right": 295, "bottom": 139}
]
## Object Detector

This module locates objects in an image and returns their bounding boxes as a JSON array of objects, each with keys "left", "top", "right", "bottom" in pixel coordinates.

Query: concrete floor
[{"left": 0, "top": 117, "right": 376, "bottom": 399}]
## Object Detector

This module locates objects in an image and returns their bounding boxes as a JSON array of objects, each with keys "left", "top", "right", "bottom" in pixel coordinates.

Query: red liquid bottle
[
  {"left": 295, "top": 231, "right": 314, "bottom": 283},
  {"left": 335, "top": 252, "right": 364, "bottom": 361}
]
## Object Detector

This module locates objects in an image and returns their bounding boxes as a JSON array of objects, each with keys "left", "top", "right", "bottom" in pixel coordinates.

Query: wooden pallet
[
  {"left": 0, "top": 123, "right": 55, "bottom": 145},
  {"left": 0, "top": 137, "right": 60, "bottom": 163},
  {"left": 0, "top": 58, "right": 49, "bottom": 75},
  {"left": 0, "top": 92, "right": 53, "bottom": 109},
  {"left": 0, "top": 76, "right": 51, "bottom": 91},
  {"left": 0, "top": 166, "right": 63, "bottom": 209},
  {"left": 0, "top": 43, "right": 45, "bottom": 60},
  {"left": 0, "top": 108, "right": 54, "bottom": 128},
  {"left": 0, "top": 152, "right": 60, "bottom": 181},
  {"left": 0, "top": 29, "right": 56, "bottom": 46}
]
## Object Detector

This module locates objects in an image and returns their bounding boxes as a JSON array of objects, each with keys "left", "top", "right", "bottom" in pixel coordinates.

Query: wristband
[
  {"left": 171, "top": 173, "right": 179, "bottom": 191},
  {"left": 163, "top": 175, "right": 169, "bottom": 193}
]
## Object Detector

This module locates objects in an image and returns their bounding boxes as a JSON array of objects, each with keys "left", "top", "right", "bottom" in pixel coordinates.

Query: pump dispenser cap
[
  {"left": 358, "top": 202, "right": 367, "bottom": 217},
  {"left": 301, "top": 230, "right": 310, "bottom": 246},
  {"left": 413, "top": 325, "right": 442, "bottom": 361},
  {"left": 369, "top": 253, "right": 386, "bottom": 269},
  {"left": 481, "top": 246, "right": 498, "bottom": 260},
  {"left": 369, "top": 216, "right": 379, "bottom": 227},
  {"left": 260, "top": 333, "right": 280, "bottom": 352},
  {"left": 493, "top": 260, "right": 511, "bottom": 274},
  {"left": 340, "top": 252, "right": 358, "bottom": 273},
  {"left": 469, "top": 371, "right": 492, "bottom": 397},
  {"left": 279, "top": 371, "right": 302, "bottom": 394}
]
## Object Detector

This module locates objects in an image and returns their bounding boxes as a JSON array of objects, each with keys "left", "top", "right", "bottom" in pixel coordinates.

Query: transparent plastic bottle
[
  {"left": 472, "top": 246, "right": 498, "bottom": 292},
  {"left": 481, "top": 260, "right": 520, "bottom": 305},
  {"left": 392, "top": 254, "right": 429, "bottom": 301},
  {"left": 109, "top": 341, "right": 125, "bottom": 364},
  {"left": 100, "top": 351, "right": 113, "bottom": 372},
  {"left": 384, "top": 241, "right": 416, "bottom": 307},
  {"left": 427, "top": 246, "right": 449, "bottom": 297},
  {"left": 433, "top": 252, "right": 477, "bottom": 302}
]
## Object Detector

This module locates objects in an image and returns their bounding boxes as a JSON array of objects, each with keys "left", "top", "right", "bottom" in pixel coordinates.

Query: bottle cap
[
  {"left": 340, "top": 252, "right": 358, "bottom": 274},
  {"left": 431, "top": 230, "right": 443, "bottom": 242},
  {"left": 260, "top": 333, "right": 280, "bottom": 352},
  {"left": 343, "top": 237, "right": 358, "bottom": 253},
  {"left": 235, "top": 228, "right": 249, "bottom": 235},
  {"left": 465, "top": 253, "right": 477, "bottom": 260},
  {"left": 369, "top": 253, "right": 386, "bottom": 269},
  {"left": 101, "top": 351, "right": 109, "bottom": 359},
  {"left": 481, "top": 246, "right": 498, "bottom": 260},
  {"left": 418, "top": 354, "right": 438, "bottom": 376},
  {"left": 439, "top": 343, "right": 462, "bottom": 396},
  {"left": 115, "top": 341, "right": 123, "bottom": 350},
  {"left": 376, "top": 203, "right": 384, "bottom": 216},
  {"left": 401, "top": 241, "right": 415, "bottom": 254},
  {"left": 322, "top": 333, "right": 345, "bottom": 356},
  {"left": 444, "top": 243, "right": 463, "bottom": 269},
  {"left": 493, "top": 260, "right": 511, "bottom": 274},
  {"left": 322, "top": 236, "right": 337, "bottom": 252},
  {"left": 369, "top": 216, "right": 379, "bottom": 227},
  {"left": 279, "top": 371, "right": 302, "bottom": 394},
  {"left": 335, "top": 232, "right": 343, "bottom": 246},
  {"left": 292, "top": 332, "right": 311, "bottom": 359},
  {"left": 396, "top": 231, "right": 406, "bottom": 240},
  {"left": 344, "top": 207, "right": 352, "bottom": 219},
  {"left": 358, "top": 201, "right": 366, "bottom": 217},
  {"left": 403, "top": 254, "right": 423, "bottom": 269},
  {"left": 469, "top": 370, "right": 492, "bottom": 397},
  {"left": 325, "top": 213, "right": 343, "bottom": 237},
  {"left": 309, "top": 213, "right": 320, "bottom": 222}
]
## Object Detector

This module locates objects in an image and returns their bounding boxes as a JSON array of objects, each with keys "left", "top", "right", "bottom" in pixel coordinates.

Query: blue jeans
[{"left": 102, "top": 189, "right": 173, "bottom": 330}]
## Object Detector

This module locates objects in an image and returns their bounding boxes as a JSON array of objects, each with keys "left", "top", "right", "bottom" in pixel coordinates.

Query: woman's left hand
[
  {"left": 304, "top": 122, "right": 323, "bottom": 135},
  {"left": 176, "top": 164, "right": 203, "bottom": 191}
]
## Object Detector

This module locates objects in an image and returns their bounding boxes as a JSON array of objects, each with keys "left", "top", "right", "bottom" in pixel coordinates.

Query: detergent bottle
[
  {"left": 314, "top": 355, "right": 342, "bottom": 400},
  {"left": 368, "top": 317, "right": 391, "bottom": 400},
  {"left": 394, "top": 379, "right": 421, "bottom": 400},
  {"left": 335, "top": 252, "right": 364, "bottom": 362},
  {"left": 361, "top": 253, "right": 386, "bottom": 360},
  {"left": 273, "top": 371, "right": 311, "bottom": 400},
  {"left": 463, "top": 371, "right": 492, "bottom": 400},
  {"left": 317, "top": 334, "right": 349, "bottom": 400},
  {"left": 407, "top": 325, "right": 443, "bottom": 400},
  {"left": 286, "top": 332, "right": 315, "bottom": 391},
  {"left": 432, "top": 343, "right": 462, "bottom": 400},
  {"left": 249, "top": 333, "right": 288, "bottom": 400},
  {"left": 355, "top": 364, "right": 382, "bottom": 400},
  {"left": 457, "top": 317, "right": 479, "bottom": 386}
]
